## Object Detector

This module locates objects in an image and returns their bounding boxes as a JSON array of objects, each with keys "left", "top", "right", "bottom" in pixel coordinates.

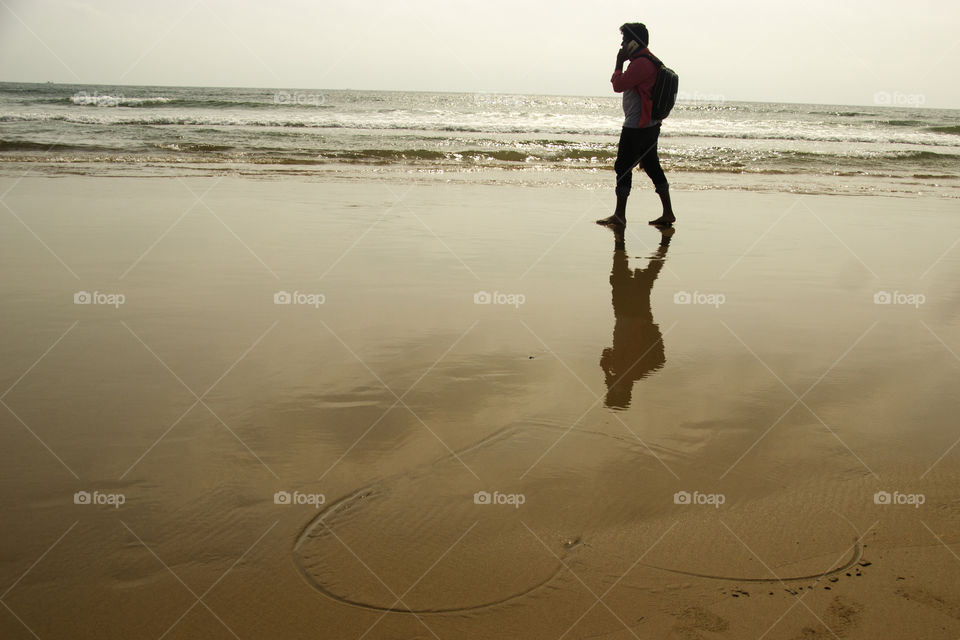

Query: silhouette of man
[
  {"left": 600, "top": 226, "right": 673, "bottom": 409},
  {"left": 597, "top": 22, "right": 675, "bottom": 228}
]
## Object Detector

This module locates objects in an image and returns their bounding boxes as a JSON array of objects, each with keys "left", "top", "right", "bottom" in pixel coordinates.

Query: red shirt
[{"left": 611, "top": 48, "right": 659, "bottom": 128}]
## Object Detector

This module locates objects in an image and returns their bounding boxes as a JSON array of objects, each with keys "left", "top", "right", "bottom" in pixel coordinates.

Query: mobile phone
[{"left": 623, "top": 40, "right": 639, "bottom": 55}]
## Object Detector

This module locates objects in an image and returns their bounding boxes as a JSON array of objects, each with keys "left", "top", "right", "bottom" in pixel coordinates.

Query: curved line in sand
[
  {"left": 292, "top": 486, "right": 567, "bottom": 615},
  {"left": 640, "top": 538, "right": 863, "bottom": 583},
  {"left": 295, "top": 562, "right": 565, "bottom": 615},
  {"left": 293, "top": 425, "right": 866, "bottom": 612},
  {"left": 296, "top": 494, "right": 862, "bottom": 614}
]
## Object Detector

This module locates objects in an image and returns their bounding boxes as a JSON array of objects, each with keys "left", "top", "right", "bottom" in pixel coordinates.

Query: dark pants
[{"left": 614, "top": 124, "right": 667, "bottom": 197}]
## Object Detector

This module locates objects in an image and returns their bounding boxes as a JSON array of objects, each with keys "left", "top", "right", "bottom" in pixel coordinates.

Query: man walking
[{"left": 597, "top": 23, "right": 675, "bottom": 227}]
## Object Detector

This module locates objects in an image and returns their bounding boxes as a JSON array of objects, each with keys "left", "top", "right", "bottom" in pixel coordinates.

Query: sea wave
[
  {"left": 1, "top": 153, "right": 955, "bottom": 184},
  {"left": 878, "top": 119, "right": 931, "bottom": 127},
  {"left": 68, "top": 95, "right": 173, "bottom": 107},
  {"left": 3, "top": 112, "right": 960, "bottom": 148},
  {"left": 2, "top": 83, "right": 957, "bottom": 196},
  {"left": 4, "top": 140, "right": 959, "bottom": 170},
  {"left": 808, "top": 110, "right": 871, "bottom": 117},
  {"left": 150, "top": 142, "right": 236, "bottom": 153},
  {"left": 929, "top": 125, "right": 960, "bottom": 135},
  {"left": 61, "top": 95, "right": 327, "bottom": 109},
  {"left": 0, "top": 139, "right": 116, "bottom": 153},
  {"left": 14, "top": 94, "right": 337, "bottom": 110}
]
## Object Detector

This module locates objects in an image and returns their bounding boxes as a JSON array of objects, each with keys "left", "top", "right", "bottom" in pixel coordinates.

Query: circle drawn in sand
[
  {"left": 294, "top": 424, "right": 867, "bottom": 613},
  {"left": 293, "top": 424, "right": 620, "bottom": 614},
  {"left": 293, "top": 486, "right": 568, "bottom": 614}
]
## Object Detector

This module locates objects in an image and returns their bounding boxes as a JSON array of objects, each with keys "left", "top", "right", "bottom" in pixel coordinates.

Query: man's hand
[{"left": 615, "top": 45, "right": 629, "bottom": 70}]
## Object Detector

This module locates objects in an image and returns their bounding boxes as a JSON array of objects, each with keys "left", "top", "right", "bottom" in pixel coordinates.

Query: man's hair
[{"left": 620, "top": 22, "right": 648, "bottom": 47}]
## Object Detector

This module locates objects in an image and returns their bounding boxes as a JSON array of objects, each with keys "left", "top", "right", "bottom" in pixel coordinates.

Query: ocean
[{"left": 1, "top": 82, "right": 959, "bottom": 197}]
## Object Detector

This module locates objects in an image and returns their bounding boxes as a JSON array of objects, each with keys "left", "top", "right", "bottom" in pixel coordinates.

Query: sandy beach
[{"left": 1, "top": 174, "right": 959, "bottom": 638}]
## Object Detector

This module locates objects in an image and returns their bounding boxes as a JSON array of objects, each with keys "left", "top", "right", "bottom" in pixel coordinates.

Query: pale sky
[{"left": 1, "top": 0, "right": 958, "bottom": 108}]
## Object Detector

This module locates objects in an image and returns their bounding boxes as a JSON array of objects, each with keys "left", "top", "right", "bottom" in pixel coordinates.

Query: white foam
[{"left": 70, "top": 93, "right": 172, "bottom": 107}]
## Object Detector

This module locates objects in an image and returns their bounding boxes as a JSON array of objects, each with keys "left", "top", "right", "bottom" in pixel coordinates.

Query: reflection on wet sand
[{"left": 601, "top": 226, "right": 674, "bottom": 409}]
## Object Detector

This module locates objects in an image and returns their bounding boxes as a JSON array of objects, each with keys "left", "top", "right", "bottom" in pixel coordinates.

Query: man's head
[{"left": 620, "top": 23, "right": 648, "bottom": 48}]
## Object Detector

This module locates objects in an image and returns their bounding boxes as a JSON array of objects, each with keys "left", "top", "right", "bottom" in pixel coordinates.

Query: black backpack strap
[{"left": 635, "top": 53, "right": 663, "bottom": 69}]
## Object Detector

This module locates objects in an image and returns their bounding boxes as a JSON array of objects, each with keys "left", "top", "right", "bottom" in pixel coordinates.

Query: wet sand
[{"left": 2, "top": 175, "right": 960, "bottom": 639}]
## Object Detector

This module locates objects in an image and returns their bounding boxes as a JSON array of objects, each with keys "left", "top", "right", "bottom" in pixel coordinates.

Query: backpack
[{"left": 637, "top": 53, "right": 679, "bottom": 120}]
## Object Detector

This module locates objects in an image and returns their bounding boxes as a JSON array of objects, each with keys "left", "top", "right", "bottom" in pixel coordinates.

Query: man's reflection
[{"left": 600, "top": 226, "right": 673, "bottom": 409}]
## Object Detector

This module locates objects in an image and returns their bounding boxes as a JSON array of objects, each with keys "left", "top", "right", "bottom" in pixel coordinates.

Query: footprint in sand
[
  {"left": 896, "top": 586, "right": 960, "bottom": 621},
  {"left": 672, "top": 605, "right": 729, "bottom": 640},
  {"left": 789, "top": 596, "right": 862, "bottom": 639}
]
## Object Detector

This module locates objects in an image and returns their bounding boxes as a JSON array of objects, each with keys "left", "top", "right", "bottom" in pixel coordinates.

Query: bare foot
[
  {"left": 648, "top": 214, "right": 676, "bottom": 226},
  {"left": 596, "top": 215, "right": 626, "bottom": 227}
]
